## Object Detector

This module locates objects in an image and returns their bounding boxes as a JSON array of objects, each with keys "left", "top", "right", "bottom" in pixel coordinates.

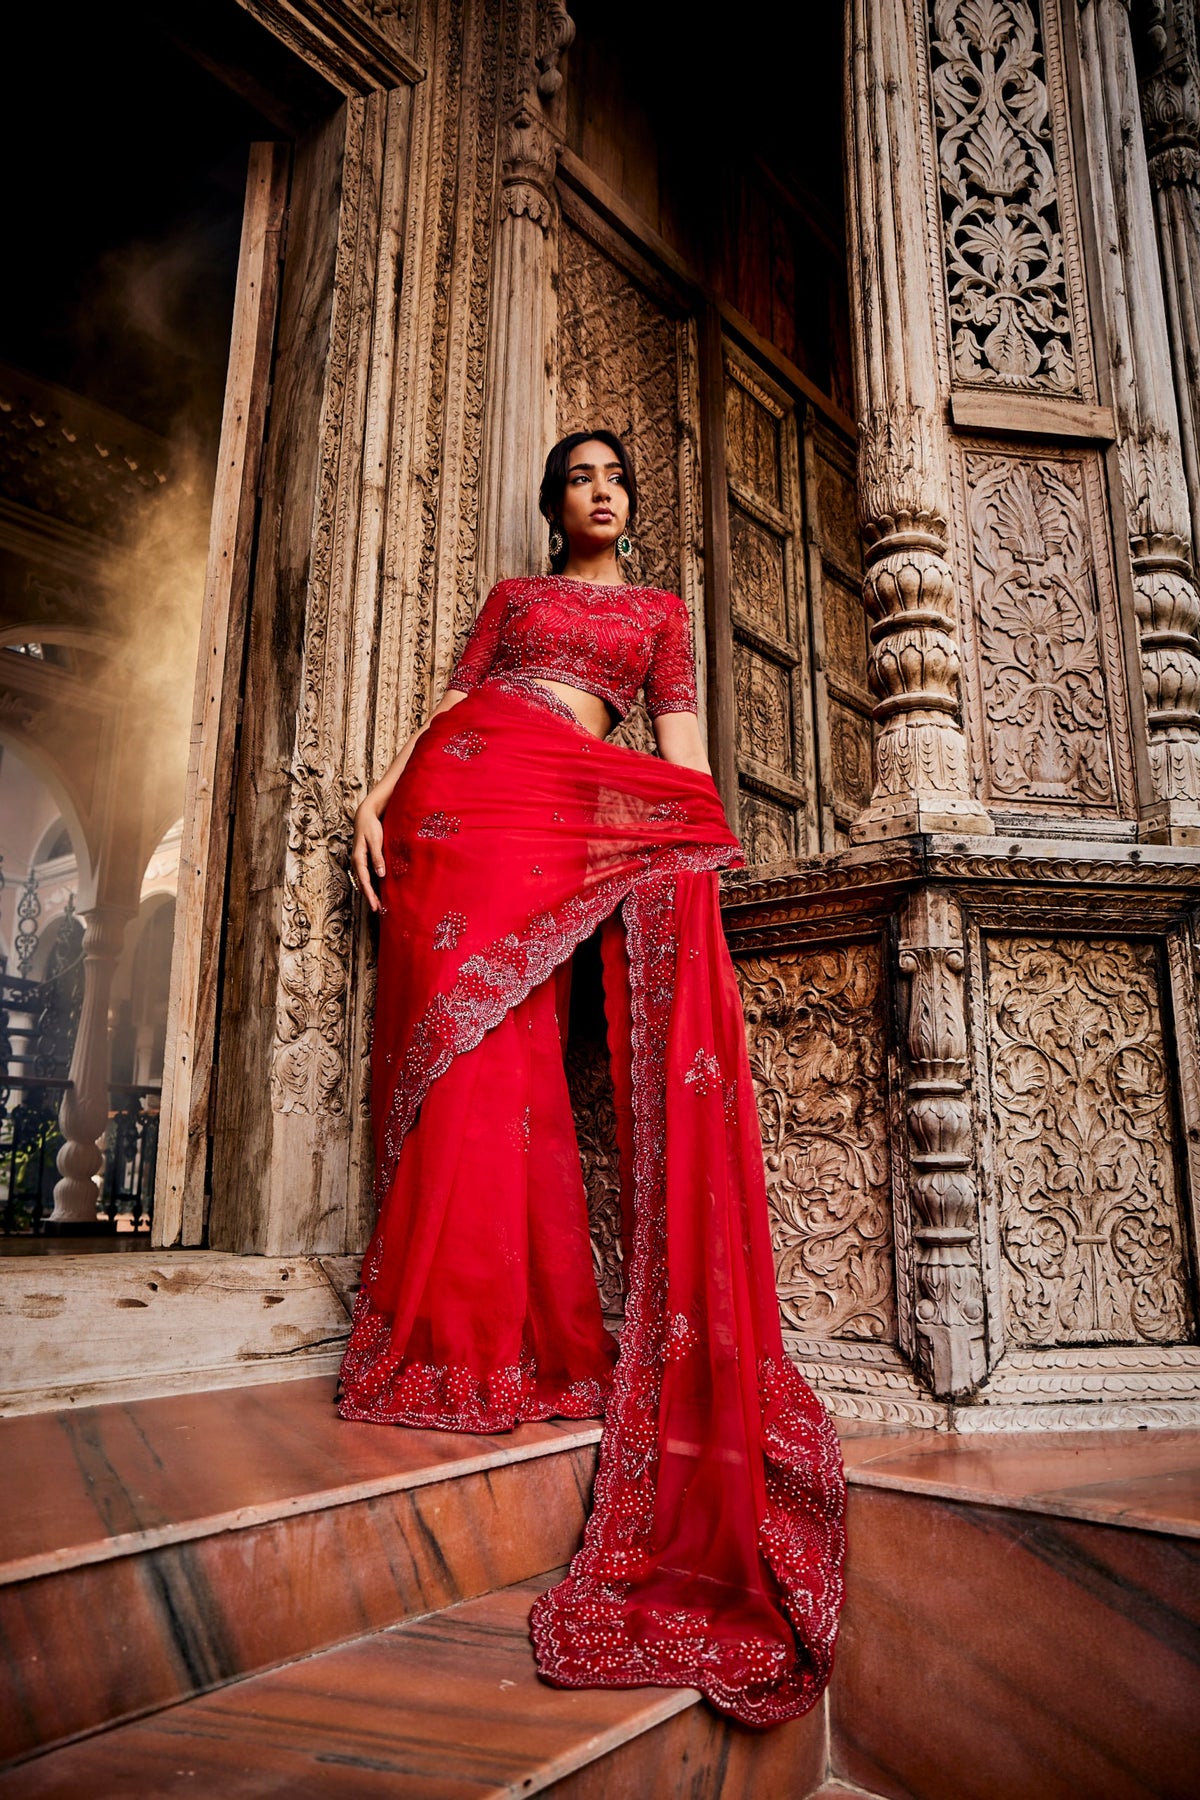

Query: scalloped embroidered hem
[
  {"left": 335, "top": 1382, "right": 608, "bottom": 1434},
  {"left": 336, "top": 1295, "right": 612, "bottom": 1433}
]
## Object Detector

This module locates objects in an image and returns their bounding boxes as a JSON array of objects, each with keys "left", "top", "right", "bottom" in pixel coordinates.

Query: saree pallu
[{"left": 337, "top": 671, "right": 846, "bottom": 1725}]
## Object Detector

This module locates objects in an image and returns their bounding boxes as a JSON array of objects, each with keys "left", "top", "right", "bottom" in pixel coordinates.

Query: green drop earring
[{"left": 616, "top": 530, "right": 633, "bottom": 559}]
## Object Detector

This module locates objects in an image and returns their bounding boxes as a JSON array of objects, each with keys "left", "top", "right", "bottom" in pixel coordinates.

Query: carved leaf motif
[
  {"left": 929, "top": 0, "right": 1078, "bottom": 392},
  {"left": 966, "top": 455, "right": 1116, "bottom": 803},
  {"left": 985, "top": 935, "right": 1193, "bottom": 1346},
  {"left": 737, "top": 944, "right": 895, "bottom": 1341},
  {"left": 272, "top": 763, "right": 358, "bottom": 1116}
]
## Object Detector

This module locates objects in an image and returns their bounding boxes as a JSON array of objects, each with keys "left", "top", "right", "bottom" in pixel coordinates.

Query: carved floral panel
[
  {"left": 725, "top": 376, "right": 782, "bottom": 509},
  {"left": 738, "top": 794, "right": 795, "bottom": 865},
  {"left": 958, "top": 449, "right": 1134, "bottom": 812},
  {"left": 558, "top": 214, "right": 686, "bottom": 598},
  {"left": 985, "top": 934, "right": 1193, "bottom": 1346},
  {"left": 737, "top": 942, "right": 895, "bottom": 1341},
  {"left": 927, "top": 0, "right": 1084, "bottom": 392},
  {"left": 730, "top": 503, "right": 788, "bottom": 640},
  {"left": 733, "top": 641, "right": 792, "bottom": 775}
]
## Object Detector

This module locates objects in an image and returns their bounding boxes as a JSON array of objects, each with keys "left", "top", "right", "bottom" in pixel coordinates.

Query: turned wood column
[
  {"left": 477, "top": 0, "right": 571, "bottom": 592},
  {"left": 48, "top": 905, "right": 131, "bottom": 1229},
  {"left": 477, "top": 101, "right": 561, "bottom": 590},
  {"left": 898, "top": 887, "right": 986, "bottom": 1397},
  {"left": 1078, "top": 0, "right": 1200, "bottom": 840},
  {"left": 843, "top": 0, "right": 992, "bottom": 843}
]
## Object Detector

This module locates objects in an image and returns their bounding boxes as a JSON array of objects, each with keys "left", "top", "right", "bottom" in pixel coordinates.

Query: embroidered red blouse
[{"left": 446, "top": 575, "right": 698, "bottom": 720}]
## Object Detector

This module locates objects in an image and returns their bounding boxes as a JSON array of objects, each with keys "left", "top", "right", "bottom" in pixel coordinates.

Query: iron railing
[{"left": 0, "top": 1080, "right": 161, "bottom": 1235}]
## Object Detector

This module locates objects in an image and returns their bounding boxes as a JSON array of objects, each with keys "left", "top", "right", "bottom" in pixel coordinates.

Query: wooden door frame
[{"left": 154, "top": 141, "right": 290, "bottom": 1247}]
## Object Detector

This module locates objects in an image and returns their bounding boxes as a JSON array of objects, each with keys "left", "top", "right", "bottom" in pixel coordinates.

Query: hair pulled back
[{"left": 538, "top": 429, "right": 638, "bottom": 574}]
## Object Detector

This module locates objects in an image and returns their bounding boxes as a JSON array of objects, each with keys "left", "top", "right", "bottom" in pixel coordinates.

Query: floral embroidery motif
[
  {"left": 684, "top": 1048, "right": 724, "bottom": 1097},
  {"left": 443, "top": 728, "right": 487, "bottom": 760},
  {"left": 432, "top": 909, "right": 468, "bottom": 950},
  {"left": 417, "top": 811, "right": 461, "bottom": 838},
  {"left": 649, "top": 799, "right": 689, "bottom": 823},
  {"left": 666, "top": 1311, "right": 699, "bottom": 1362}
]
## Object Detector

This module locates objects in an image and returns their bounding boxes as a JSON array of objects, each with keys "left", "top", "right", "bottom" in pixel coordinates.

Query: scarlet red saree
[{"left": 338, "top": 671, "right": 846, "bottom": 1725}]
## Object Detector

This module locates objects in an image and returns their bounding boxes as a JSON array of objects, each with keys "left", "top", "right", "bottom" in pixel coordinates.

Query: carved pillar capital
[
  {"left": 497, "top": 98, "right": 559, "bottom": 233},
  {"left": 897, "top": 886, "right": 986, "bottom": 1398},
  {"left": 844, "top": 2, "right": 991, "bottom": 842}
]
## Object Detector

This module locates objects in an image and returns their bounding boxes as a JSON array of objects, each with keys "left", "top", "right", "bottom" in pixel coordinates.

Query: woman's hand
[
  {"left": 349, "top": 689, "right": 467, "bottom": 915},
  {"left": 352, "top": 798, "right": 387, "bottom": 914}
]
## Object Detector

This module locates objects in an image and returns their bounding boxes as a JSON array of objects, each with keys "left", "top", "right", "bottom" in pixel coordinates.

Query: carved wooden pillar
[
  {"left": 477, "top": 39, "right": 563, "bottom": 592},
  {"left": 843, "top": 0, "right": 992, "bottom": 843},
  {"left": 897, "top": 887, "right": 986, "bottom": 1397},
  {"left": 1077, "top": 0, "right": 1200, "bottom": 839},
  {"left": 48, "top": 905, "right": 131, "bottom": 1229},
  {"left": 1138, "top": 0, "right": 1200, "bottom": 564}
]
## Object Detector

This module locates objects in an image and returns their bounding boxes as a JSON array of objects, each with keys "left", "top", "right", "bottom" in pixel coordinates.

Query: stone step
[
  {"left": 832, "top": 1425, "right": 1200, "bottom": 1800},
  {"left": 0, "top": 1574, "right": 829, "bottom": 1799},
  {"left": 5, "top": 1375, "right": 1198, "bottom": 1795},
  {"left": 0, "top": 1376, "right": 601, "bottom": 1764}
]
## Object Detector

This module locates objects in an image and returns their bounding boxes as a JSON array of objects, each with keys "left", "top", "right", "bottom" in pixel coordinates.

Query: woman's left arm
[{"left": 652, "top": 710, "right": 711, "bottom": 774}]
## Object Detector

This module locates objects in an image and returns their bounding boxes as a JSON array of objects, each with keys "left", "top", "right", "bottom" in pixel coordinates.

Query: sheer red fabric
[{"left": 338, "top": 672, "right": 846, "bottom": 1725}]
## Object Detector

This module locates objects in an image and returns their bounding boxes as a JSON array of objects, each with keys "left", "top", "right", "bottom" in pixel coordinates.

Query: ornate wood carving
[
  {"left": 237, "top": 0, "right": 423, "bottom": 93},
  {"left": 720, "top": 347, "right": 816, "bottom": 861},
  {"left": 1136, "top": 1, "right": 1200, "bottom": 562},
  {"left": 1078, "top": 0, "right": 1200, "bottom": 834},
  {"left": 555, "top": 200, "right": 702, "bottom": 751},
  {"left": 736, "top": 942, "right": 896, "bottom": 1343},
  {"left": 983, "top": 933, "right": 1193, "bottom": 1346},
  {"left": 478, "top": 0, "right": 567, "bottom": 590},
  {"left": 897, "top": 887, "right": 986, "bottom": 1397},
  {"left": 926, "top": 0, "right": 1086, "bottom": 394},
  {"left": 955, "top": 447, "right": 1136, "bottom": 815},
  {"left": 844, "top": 0, "right": 992, "bottom": 841}
]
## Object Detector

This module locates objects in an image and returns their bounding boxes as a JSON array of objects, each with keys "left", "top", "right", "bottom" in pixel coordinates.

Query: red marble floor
[
  {"left": 0, "top": 1376, "right": 601, "bottom": 1583},
  {"left": 2, "top": 1379, "right": 1197, "bottom": 1797}
]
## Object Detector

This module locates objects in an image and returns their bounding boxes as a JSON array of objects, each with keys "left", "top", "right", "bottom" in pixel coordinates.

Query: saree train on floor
[{"left": 337, "top": 670, "right": 847, "bottom": 1726}]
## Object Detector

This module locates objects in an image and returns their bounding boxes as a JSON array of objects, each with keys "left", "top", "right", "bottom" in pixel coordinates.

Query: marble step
[
  {"left": 832, "top": 1428, "right": 1200, "bottom": 1800},
  {"left": 0, "top": 1377, "right": 602, "bottom": 1766},
  {"left": 0, "top": 1574, "right": 829, "bottom": 1800}
]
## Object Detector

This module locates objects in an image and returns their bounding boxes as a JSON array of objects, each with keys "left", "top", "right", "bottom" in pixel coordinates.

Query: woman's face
[{"left": 557, "top": 439, "right": 631, "bottom": 556}]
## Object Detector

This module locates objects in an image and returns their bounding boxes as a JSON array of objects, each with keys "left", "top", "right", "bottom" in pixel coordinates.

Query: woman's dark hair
[{"left": 538, "top": 429, "right": 638, "bottom": 573}]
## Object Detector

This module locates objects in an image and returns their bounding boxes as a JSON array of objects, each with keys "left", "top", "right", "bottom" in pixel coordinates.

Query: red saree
[{"left": 338, "top": 670, "right": 846, "bottom": 1725}]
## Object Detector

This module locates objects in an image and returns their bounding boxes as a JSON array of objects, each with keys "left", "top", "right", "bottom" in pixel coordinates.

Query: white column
[{"left": 48, "top": 905, "right": 129, "bottom": 1229}]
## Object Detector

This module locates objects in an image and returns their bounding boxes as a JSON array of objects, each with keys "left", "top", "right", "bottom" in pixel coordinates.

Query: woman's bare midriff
[{"left": 527, "top": 677, "right": 617, "bottom": 740}]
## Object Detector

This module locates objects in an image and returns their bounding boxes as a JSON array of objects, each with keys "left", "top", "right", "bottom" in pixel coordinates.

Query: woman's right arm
[
  {"left": 351, "top": 687, "right": 468, "bottom": 913},
  {"left": 353, "top": 582, "right": 510, "bottom": 912}
]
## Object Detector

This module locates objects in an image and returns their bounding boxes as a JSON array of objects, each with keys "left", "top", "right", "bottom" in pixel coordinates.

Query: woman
[{"left": 339, "top": 429, "right": 846, "bottom": 1726}]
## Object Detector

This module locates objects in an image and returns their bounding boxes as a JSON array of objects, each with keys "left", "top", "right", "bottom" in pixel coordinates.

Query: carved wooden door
[{"left": 705, "top": 337, "right": 870, "bottom": 862}]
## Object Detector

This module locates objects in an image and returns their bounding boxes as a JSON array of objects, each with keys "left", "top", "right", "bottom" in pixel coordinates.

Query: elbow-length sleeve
[
  {"left": 643, "top": 594, "right": 698, "bottom": 718},
  {"left": 446, "top": 581, "right": 510, "bottom": 693}
]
